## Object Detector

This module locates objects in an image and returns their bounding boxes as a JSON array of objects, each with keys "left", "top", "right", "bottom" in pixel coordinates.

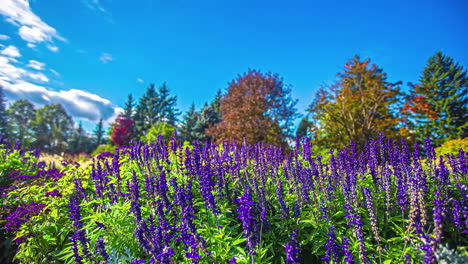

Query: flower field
[{"left": 1, "top": 135, "right": 467, "bottom": 264}]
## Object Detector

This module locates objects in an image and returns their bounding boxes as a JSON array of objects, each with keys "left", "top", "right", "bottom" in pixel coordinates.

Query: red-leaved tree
[{"left": 111, "top": 114, "right": 134, "bottom": 146}]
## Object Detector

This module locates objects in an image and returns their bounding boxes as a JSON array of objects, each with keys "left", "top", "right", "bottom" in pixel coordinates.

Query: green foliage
[
  {"left": 134, "top": 83, "right": 179, "bottom": 139},
  {"left": 141, "top": 122, "right": 175, "bottom": 142},
  {"left": 0, "top": 86, "right": 10, "bottom": 137},
  {"left": 295, "top": 117, "right": 311, "bottom": 138},
  {"left": 435, "top": 138, "right": 468, "bottom": 157},
  {"left": 6, "top": 99, "right": 35, "bottom": 147},
  {"left": 31, "top": 104, "right": 73, "bottom": 154},
  {"left": 93, "top": 118, "right": 106, "bottom": 147},
  {"left": 405, "top": 51, "right": 468, "bottom": 146},
  {"left": 91, "top": 144, "right": 116, "bottom": 157}
]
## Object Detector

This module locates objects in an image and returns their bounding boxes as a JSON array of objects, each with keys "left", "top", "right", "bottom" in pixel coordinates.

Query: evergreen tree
[
  {"left": 403, "top": 51, "right": 468, "bottom": 146},
  {"left": 123, "top": 94, "right": 135, "bottom": 119},
  {"left": 93, "top": 118, "right": 105, "bottom": 146},
  {"left": 7, "top": 99, "right": 35, "bottom": 146},
  {"left": 134, "top": 83, "right": 179, "bottom": 139},
  {"left": 193, "top": 92, "right": 222, "bottom": 141},
  {"left": 296, "top": 117, "right": 311, "bottom": 138},
  {"left": 0, "top": 86, "right": 9, "bottom": 138},
  {"left": 67, "top": 122, "right": 94, "bottom": 154},
  {"left": 178, "top": 103, "right": 200, "bottom": 142}
]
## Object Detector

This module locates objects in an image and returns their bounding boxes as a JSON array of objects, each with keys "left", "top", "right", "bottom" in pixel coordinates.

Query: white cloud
[
  {"left": 1, "top": 45, "right": 21, "bottom": 57},
  {"left": 47, "top": 45, "right": 58, "bottom": 52},
  {"left": 1, "top": 52, "right": 119, "bottom": 124},
  {"left": 27, "top": 43, "right": 35, "bottom": 48},
  {"left": 27, "top": 59, "right": 45, "bottom": 70},
  {"left": 99, "top": 52, "right": 113, "bottom": 64},
  {"left": 3, "top": 82, "right": 120, "bottom": 123},
  {"left": 27, "top": 72, "right": 48, "bottom": 82},
  {"left": 0, "top": 34, "right": 10, "bottom": 40},
  {"left": 137, "top": 78, "right": 143, "bottom": 83},
  {"left": 0, "top": 0, "right": 66, "bottom": 48}
]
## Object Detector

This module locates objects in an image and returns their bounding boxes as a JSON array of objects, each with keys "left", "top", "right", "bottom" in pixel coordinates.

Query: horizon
[{"left": 1, "top": 0, "right": 467, "bottom": 132}]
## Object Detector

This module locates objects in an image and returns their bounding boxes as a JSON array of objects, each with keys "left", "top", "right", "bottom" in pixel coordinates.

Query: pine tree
[
  {"left": 134, "top": 83, "right": 179, "bottom": 139},
  {"left": 296, "top": 117, "right": 311, "bottom": 138},
  {"left": 0, "top": 86, "right": 9, "bottom": 138},
  {"left": 403, "top": 51, "right": 468, "bottom": 146},
  {"left": 94, "top": 118, "right": 105, "bottom": 146},
  {"left": 178, "top": 103, "right": 200, "bottom": 143},
  {"left": 123, "top": 94, "right": 135, "bottom": 119}
]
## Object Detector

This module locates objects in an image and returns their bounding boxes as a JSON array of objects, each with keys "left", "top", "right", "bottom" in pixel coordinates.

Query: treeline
[{"left": 0, "top": 51, "right": 466, "bottom": 155}]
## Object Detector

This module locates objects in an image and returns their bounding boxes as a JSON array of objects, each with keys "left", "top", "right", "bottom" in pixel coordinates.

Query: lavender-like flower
[
  {"left": 285, "top": 229, "right": 301, "bottom": 264},
  {"left": 236, "top": 188, "right": 258, "bottom": 256},
  {"left": 341, "top": 236, "right": 355, "bottom": 264}
]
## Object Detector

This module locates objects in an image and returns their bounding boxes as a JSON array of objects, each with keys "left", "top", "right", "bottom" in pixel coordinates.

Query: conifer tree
[
  {"left": 0, "top": 87, "right": 9, "bottom": 138},
  {"left": 94, "top": 118, "right": 105, "bottom": 146},
  {"left": 178, "top": 103, "right": 199, "bottom": 143},
  {"left": 403, "top": 51, "right": 468, "bottom": 146}
]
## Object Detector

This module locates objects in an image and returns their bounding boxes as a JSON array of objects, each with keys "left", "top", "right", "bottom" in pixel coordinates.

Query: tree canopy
[
  {"left": 308, "top": 55, "right": 405, "bottom": 150},
  {"left": 403, "top": 51, "right": 468, "bottom": 146},
  {"left": 207, "top": 70, "right": 298, "bottom": 146}
]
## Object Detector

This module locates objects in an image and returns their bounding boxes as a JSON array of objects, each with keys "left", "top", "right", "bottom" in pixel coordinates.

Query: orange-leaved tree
[
  {"left": 308, "top": 55, "right": 407, "bottom": 150},
  {"left": 207, "top": 70, "right": 298, "bottom": 146}
]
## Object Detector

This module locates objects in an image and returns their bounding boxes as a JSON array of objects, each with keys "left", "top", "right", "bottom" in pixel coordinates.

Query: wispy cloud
[
  {"left": 0, "top": 34, "right": 10, "bottom": 40},
  {"left": 82, "top": 0, "right": 115, "bottom": 24},
  {"left": 137, "top": 78, "right": 144, "bottom": 83},
  {"left": 99, "top": 52, "right": 113, "bottom": 64},
  {"left": 0, "top": 0, "right": 66, "bottom": 48},
  {"left": 27, "top": 59, "right": 45, "bottom": 70},
  {"left": 0, "top": 45, "right": 20, "bottom": 58}
]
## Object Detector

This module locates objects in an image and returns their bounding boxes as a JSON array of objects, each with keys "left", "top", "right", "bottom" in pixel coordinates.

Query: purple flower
[
  {"left": 236, "top": 188, "right": 258, "bottom": 256},
  {"left": 45, "top": 189, "right": 62, "bottom": 197},
  {"left": 129, "top": 259, "right": 146, "bottom": 264},
  {"left": 285, "top": 229, "right": 301, "bottom": 263},
  {"left": 95, "top": 239, "right": 109, "bottom": 261},
  {"left": 341, "top": 236, "right": 355, "bottom": 264},
  {"left": 229, "top": 257, "right": 237, "bottom": 264}
]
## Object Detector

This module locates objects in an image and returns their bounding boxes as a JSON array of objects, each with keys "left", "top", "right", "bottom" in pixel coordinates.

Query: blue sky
[{"left": 1, "top": 0, "right": 467, "bottom": 131}]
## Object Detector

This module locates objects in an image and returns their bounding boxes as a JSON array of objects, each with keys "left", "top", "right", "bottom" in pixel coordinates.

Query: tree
[
  {"left": 67, "top": 122, "right": 94, "bottom": 154},
  {"left": 123, "top": 94, "right": 135, "bottom": 119},
  {"left": 296, "top": 117, "right": 312, "bottom": 138},
  {"left": 31, "top": 104, "right": 73, "bottom": 153},
  {"left": 308, "top": 55, "right": 404, "bottom": 150},
  {"left": 134, "top": 83, "right": 179, "bottom": 139},
  {"left": 93, "top": 118, "right": 105, "bottom": 146},
  {"left": 207, "top": 70, "right": 298, "bottom": 146},
  {"left": 141, "top": 122, "right": 175, "bottom": 143},
  {"left": 110, "top": 114, "right": 134, "bottom": 146},
  {"left": 7, "top": 99, "right": 35, "bottom": 146},
  {"left": 192, "top": 91, "right": 222, "bottom": 142},
  {"left": 178, "top": 103, "right": 200, "bottom": 143},
  {"left": 0, "top": 86, "right": 9, "bottom": 138},
  {"left": 403, "top": 51, "right": 468, "bottom": 146}
]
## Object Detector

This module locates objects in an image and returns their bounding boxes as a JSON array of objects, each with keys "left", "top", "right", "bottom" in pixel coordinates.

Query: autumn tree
[
  {"left": 207, "top": 70, "right": 298, "bottom": 146},
  {"left": 134, "top": 83, "right": 179, "bottom": 139},
  {"left": 111, "top": 114, "right": 134, "bottom": 146},
  {"left": 7, "top": 99, "right": 36, "bottom": 146},
  {"left": 403, "top": 51, "right": 468, "bottom": 146},
  {"left": 308, "top": 55, "right": 404, "bottom": 150},
  {"left": 31, "top": 104, "right": 73, "bottom": 153}
]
